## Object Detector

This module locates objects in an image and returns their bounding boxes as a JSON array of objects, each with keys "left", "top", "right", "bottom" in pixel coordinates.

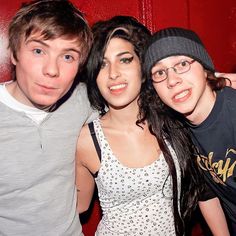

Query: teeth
[
  {"left": 175, "top": 90, "right": 189, "bottom": 99},
  {"left": 110, "top": 84, "right": 126, "bottom": 90}
]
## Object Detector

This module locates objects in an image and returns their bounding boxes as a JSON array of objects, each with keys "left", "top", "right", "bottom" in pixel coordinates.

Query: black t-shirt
[{"left": 190, "top": 87, "right": 236, "bottom": 234}]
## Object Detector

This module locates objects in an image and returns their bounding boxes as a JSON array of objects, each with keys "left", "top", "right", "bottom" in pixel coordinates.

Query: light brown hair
[{"left": 8, "top": 0, "right": 92, "bottom": 68}]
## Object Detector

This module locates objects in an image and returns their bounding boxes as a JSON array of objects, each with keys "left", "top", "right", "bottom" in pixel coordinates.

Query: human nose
[
  {"left": 166, "top": 68, "right": 182, "bottom": 88},
  {"left": 43, "top": 57, "right": 59, "bottom": 77},
  {"left": 109, "top": 63, "right": 121, "bottom": 80}
]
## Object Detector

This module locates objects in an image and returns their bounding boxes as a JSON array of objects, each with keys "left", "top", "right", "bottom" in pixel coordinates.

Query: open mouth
[
  {"left": 173, "top": 89, "right": 191, "bottom": 102},
  {"left": 109, "top": 83, "right": 127, "bottom": 91}
]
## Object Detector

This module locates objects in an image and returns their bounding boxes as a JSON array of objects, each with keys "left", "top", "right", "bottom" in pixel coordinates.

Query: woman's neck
[{"left": 102, "top": 100, "right": 141, "bottom": 130}]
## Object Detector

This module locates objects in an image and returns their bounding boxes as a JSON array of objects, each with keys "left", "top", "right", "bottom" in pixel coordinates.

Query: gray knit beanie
[{"left": 145, "top": 27, "right": 215, "bottom": 74}]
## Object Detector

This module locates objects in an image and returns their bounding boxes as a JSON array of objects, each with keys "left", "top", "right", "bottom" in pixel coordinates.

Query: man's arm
[{"left": 199, "top": 197, "right": 230, "bottom": 236}]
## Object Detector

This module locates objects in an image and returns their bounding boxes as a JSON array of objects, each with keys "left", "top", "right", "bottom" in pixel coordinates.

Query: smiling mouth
[{"left": 109, "top": 83, "right": 127, "bottom": 91}]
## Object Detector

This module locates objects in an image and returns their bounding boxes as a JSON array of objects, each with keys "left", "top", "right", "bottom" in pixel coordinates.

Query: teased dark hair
[
  {"left": 86, "top": 15, "right": 206, "bottom": 235},
  {"left": 85, "top": 15, "right": 151, "bottom": 115}
]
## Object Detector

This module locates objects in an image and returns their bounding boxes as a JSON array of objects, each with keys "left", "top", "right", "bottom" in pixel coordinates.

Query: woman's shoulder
[
  {"left": 77, "top": 124, "right": 94, "bottom": 157},
  {"left": 77, "top": 122, "right": 101, "bottom": 172}
]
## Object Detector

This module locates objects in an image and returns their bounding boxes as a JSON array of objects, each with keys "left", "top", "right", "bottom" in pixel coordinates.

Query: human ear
[{"left": 10, "top": 51, "right": 17, "bottom": 65}]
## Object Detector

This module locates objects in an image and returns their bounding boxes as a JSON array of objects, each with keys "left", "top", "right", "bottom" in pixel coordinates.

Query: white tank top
[{"left": 93, "top": 118, "right": 181, "bottom": 236}]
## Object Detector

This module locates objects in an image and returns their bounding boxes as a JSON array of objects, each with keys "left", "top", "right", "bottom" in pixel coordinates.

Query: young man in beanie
[
  {"left": 0, "top": 0, "right": 96, "bottom": 235},
  {"left": 141, "top": 27, "right": 236, "bottom": 235}
]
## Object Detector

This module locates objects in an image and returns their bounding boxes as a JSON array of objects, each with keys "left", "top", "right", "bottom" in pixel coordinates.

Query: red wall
[
  {"left": 0, "top": 0, "right": 235, "bottom": 83},
  {"left": 0, "top": 0, "right": 235, "bottom": 235}
]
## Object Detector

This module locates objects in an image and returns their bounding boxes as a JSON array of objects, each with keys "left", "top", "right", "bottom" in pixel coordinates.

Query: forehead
[
  {"left": 105, "top": 37, "right": 134, "bottom": 55},
  {"left": 23, "top": 32, "right": 81, "bottom": 49}
]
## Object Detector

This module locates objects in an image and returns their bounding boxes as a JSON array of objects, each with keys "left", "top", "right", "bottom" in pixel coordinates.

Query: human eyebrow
[
  {"left": 116, "top": 51, "right": 133, "bottom": 57},
  {"left": 62, "top": 48, "right": 81, "bottom": 55},
  {"left": 25, "top": 39, "right": 49, "bottom": 47},
  {"left": 25, "top": 39, "right": 81, "bottom": 55}
]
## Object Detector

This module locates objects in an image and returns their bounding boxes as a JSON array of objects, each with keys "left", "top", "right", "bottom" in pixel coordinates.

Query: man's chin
[
  {"left": 33, "top": 103, "right": 53, "bottom": 111},
  {"left": 31, "top": 98, "right": 58, "bottom": 111}
]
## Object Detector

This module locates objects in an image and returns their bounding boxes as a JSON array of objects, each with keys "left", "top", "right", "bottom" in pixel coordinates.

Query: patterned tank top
[{"left": 93, "top": 118, "right": 181, "bottom": 236}]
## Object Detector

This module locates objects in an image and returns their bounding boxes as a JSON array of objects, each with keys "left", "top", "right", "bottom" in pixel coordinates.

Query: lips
[
  {"left": 109, "top": 83, "right": 127, "bottom": 91},
  {"left": 172, "top": 89, "right": 191, "bottom": 103},
  {"left": 35, "top": 83, "right": 59, "bottom": 95},
  {"left": 108, "top": 83, "right": 128, "bottom": 95},
  {"left": 36, "top": 83, "right": 57, "bottom": 90}
]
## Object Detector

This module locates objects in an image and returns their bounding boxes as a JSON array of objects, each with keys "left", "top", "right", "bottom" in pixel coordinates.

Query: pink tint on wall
[
  {"left": 0, "top": 16, "right": 11, "bottom": 82},
  {"left": 0, "top": 0, "right": 26, "bottom": 82}
]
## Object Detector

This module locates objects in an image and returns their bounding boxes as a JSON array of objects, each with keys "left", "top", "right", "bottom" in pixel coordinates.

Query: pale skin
[
  {"left": 76, "top": 37, "right": 160, "bottom": 213},
  {"left": 8, "top": 32, "right": 82, "bottom": 109},
  {"left": 151, "top": 55, "right": 230, "bottom": 236},
  {"left": 151, "top": 56, "right": 217, "bottom": 125},
  {"left": 199, "top": 198, "right": 229, "bottom": 236}
]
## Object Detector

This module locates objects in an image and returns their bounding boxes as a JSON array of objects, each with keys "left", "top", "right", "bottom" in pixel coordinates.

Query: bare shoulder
[
  {"left": 77, "top": 124, "right": 91, "bottom": 146},
  {"left": 76, "top": 124, "right": 100, "bottom": 172},
  {"left": 77, "top": 124, "right": 92, "bottom": 159}
]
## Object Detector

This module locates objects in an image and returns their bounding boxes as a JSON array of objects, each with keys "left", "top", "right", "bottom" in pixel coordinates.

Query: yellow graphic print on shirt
[{"left": 197, "top": 148, "right": 236, "bottom": 186}]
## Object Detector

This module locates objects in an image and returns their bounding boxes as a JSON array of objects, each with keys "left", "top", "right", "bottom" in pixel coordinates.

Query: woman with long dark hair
[{"left": 76, "top": 16, "right": 203, "bottom": 235}]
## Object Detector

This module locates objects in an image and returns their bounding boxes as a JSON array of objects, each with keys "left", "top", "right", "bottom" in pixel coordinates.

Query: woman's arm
[
  {"left": 76, "top": 157, "right": 95, "bottom": 213},
  {"left": 75, "top": 125, "right": 97, "bottom": 213},
  {"left": 199, "top": 197, "right": 230, "bottom": 236}
]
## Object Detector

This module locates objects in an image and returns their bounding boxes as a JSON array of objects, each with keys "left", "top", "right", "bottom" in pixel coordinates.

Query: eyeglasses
[{"left": 151, "top": 59, "right": 196, "bottom": 83}]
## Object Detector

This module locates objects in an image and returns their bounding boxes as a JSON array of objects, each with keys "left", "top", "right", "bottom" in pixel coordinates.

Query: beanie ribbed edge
[{"left": 145, "top": 27, "right": 215, "bottom": 74}]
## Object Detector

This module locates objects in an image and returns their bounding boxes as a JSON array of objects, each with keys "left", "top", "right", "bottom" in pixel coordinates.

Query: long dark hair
[
  {"left": 85, "top": 15, "right": 203, "bottom": 235},
  {"left": 84, "top": 15, "right": 151, "bottom": 115},
  {"left": 138, "top": 76, "right": 205, "bottom": 235},
  {"left": 138, "top": 69, "right": 228, "bottom": 235}
]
